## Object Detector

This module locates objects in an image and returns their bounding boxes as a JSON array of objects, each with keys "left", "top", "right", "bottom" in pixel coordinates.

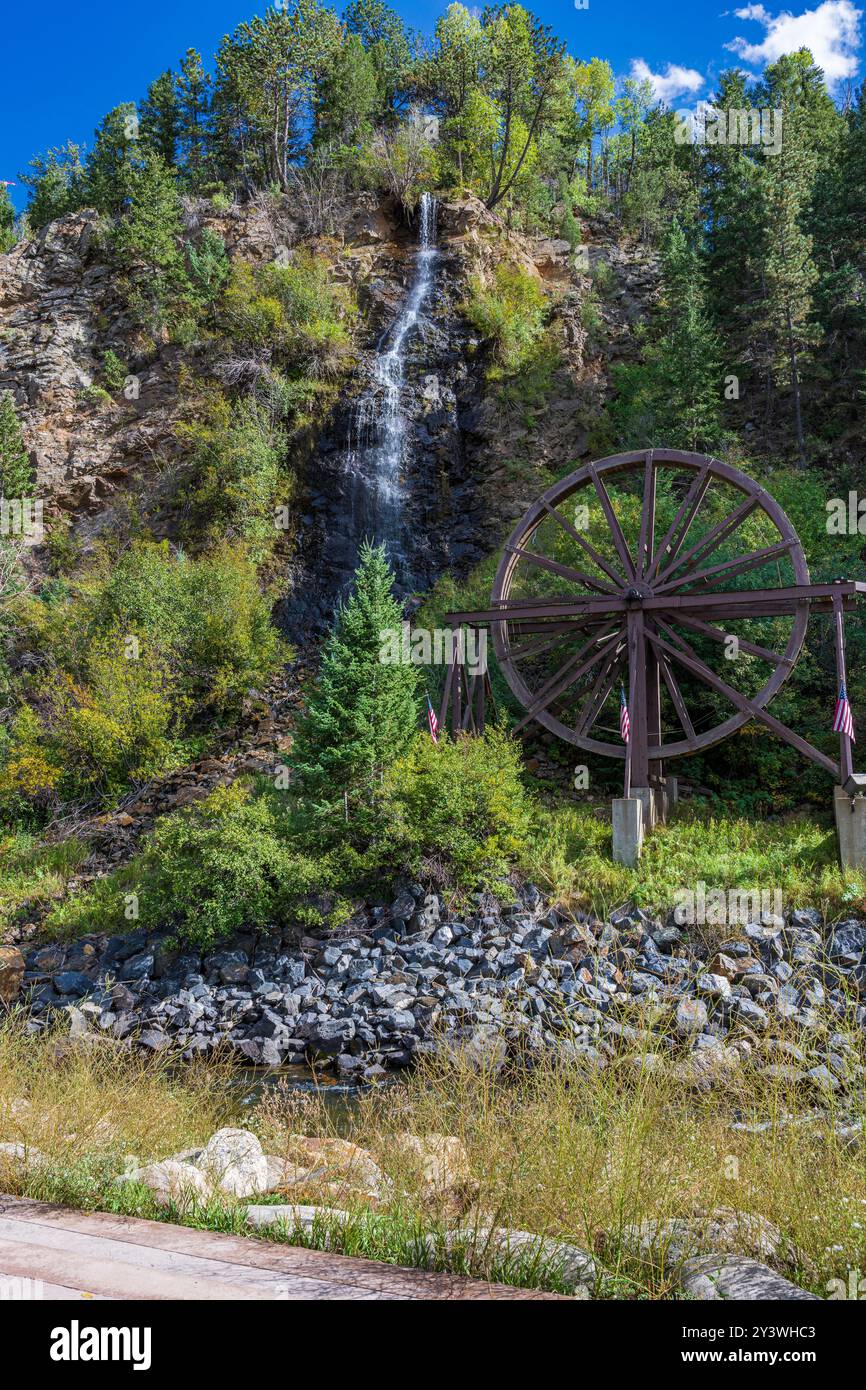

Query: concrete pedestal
[
  {"left": 612, "top": 797, "right": 644, "bottom": 867},
  {"left": 632, "top": 786, "right": 656, "bottom": 832},
  {"left": 834, "top": 786, "right": 866, "bottom": 870}
]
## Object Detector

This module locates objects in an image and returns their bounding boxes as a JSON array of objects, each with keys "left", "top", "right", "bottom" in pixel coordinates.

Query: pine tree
[
  {"left": 19, "top": 143, "right": 86, "bottom": 231},
  {"left": 0, "top": 392, "right": 33, "bottom": 500},
  {"left": 756, "top": 104, "right": 820, "bottom": 463},
  {"left": 0, "top": 186, "right": 15, "bottom": 253},
  {"left": 315, "top": 33, "right": 379, "bottom": 145},
  {"left": 140, "top": 70, "right": 181, "bottom": 168},
  {"left": 176, "top": 49, "right": 212, "bottom": 189},
  {"left": 615, "top": 222, "right": 722, "bottom": 451},
  {"left": 84, "top": 104, "right": 143, "bottom": 215},
  {"left": 702, "top": 70, "right": 763, "bottom": 357},
  {"left": 291, "top": 542, "right": 420, "bottom": 800}
]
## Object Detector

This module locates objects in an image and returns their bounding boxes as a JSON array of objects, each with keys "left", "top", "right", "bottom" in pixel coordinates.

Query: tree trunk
[{"left": 786, "top": 304, "right": 807, "bottom": 466}]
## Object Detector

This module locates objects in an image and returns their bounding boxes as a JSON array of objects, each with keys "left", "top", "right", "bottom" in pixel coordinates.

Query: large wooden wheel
[{"left": 487, "top": 449, "right": 814, "bottom": 783}]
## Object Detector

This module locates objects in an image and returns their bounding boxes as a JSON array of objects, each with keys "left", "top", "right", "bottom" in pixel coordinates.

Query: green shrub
[
  {"left": 76, "top": 385, "right": 113, "bottom": 409},
  {"left": 0, "top": 392, "right": 34, "bottom": 500},
  {"left": 49, "top": 782, "right": 337, "bottom": 948},
  {"left": 369, "top": 728, "right": 534, "bottom": 894},
  {"left": 186, "top": 228, "right": 230, "bottom": 308},
  {"left": 5, "top": 539, "right": 285, "bottom": 813},
  {"left": 178, "top": 396, "right": 286, "bottom": 556},
  {"left": 44, "top": 631, "right": 182, "bottom": 798},
  {"left": 87, "top": 538, "right": 285, "bottom": 711},
  {"left": 463, "top": 264, "right": 548, "bottom": 375},
  {"left": 221, "top": 252, "right": 355, "bottom": 378},
  {"left": 101, "top": 350, "right": 128, "bottom": 395}
]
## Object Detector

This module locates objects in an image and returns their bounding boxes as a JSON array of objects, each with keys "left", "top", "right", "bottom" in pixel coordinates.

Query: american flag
[
  {"left": 619, "top": 686, "right": 631, "bottom": 743},
  {"left": 426, "top": 692, "right": 439, "bottom": 743},
  {"left": 833, "top": 681, "right": 855, "bottom": 741}
]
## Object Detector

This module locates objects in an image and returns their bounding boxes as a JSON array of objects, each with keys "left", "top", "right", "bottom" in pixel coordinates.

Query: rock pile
[{"left": 13, "top": 887, "right": 866, "bottom": 1102}]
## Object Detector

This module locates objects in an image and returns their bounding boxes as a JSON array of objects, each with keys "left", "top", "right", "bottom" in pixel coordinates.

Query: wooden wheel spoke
[
  {"left": 636, "top": 450, "right": 656, "bottom": 579},
  {"left": 655, "top": 540, "right": 795, "bottom": 595},
  {"left": 654, "top": 494, "right": 759, "bottom": 588},
  {"left": 513, "top": 627, "right": 623, "bottom": 733},
  {"left": 541, "top": 500, "right": 627, "bottom": 589},
  {"left": 510, "top": 619, "right": 615, "bottom": 664},
  {"left": 574, "top": 648, "right": 626, "bottom": 737},
  {"left": 646, "top": 624, "right": 839, "bottom": 779},
  {"left": 665, "top": 612, "right": 793, "bottom": 668},
  {"left": 505, "top": 543, "right": 619, "bottom": 595},
  {"left": 588, "top": 463, "right": 636, "bottom": 580},
  {"left": 648, "top": 460, "right": 711, "bottom": 579},
  {"left": 656, "top": 644, "right": 696, "bottom": 739}
]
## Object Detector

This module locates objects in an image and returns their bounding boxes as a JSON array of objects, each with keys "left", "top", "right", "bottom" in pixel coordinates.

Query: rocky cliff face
[{"left": 0, "top": 190, "right": 659, "bottom": 620}]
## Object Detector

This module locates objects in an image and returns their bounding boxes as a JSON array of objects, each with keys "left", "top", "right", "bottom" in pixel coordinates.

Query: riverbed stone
[
  {"left": 679, "top": 1254, "right": 818, "bottom": 1300},
  {"left": 198, "top": 1127, "right": 269, "bottom": 1198},
  {"left": 118, "top": 1159, "right": 210, "bottom": 1208},
  {"left": 0, "top": 947, "right": 25, "bottom": 1006}
]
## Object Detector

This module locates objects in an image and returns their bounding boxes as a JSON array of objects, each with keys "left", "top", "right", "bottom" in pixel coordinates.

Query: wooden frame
[{"left": 439, "top": 450, "right": 863, "bottom": 796}]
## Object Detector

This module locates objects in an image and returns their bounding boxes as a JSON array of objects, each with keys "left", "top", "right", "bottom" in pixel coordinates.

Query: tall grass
[
  {"left": 255, "top": 1039, "right": 866, "bottom": 1299},
  {"left": 1, "top": 1013, "right": 864, "bottom": 1298},
  {"left": 527, "top": 802, "right": 866, "bottom": 921}
]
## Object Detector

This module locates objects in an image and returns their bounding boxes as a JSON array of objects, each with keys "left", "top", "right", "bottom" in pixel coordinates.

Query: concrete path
[{"left": 0, "top": 1196, "right": 563, "bottom": 1300}]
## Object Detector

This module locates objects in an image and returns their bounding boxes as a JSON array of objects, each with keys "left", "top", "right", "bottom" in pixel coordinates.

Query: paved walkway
[{"left": 0, "top": 1196, "right": 563, "bottom": 1300}]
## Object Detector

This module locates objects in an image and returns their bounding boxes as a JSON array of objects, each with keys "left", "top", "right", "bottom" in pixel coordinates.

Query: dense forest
[
  {"left": 0, "top": 0, "right": 865, "bottom": 943},
  {"left": 3, "top": 0, "right": 865, "bottom": 465}
]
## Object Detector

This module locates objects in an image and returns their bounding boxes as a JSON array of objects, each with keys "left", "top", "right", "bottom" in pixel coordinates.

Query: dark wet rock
[
  {"left": 13, "top": 891, "right": 866, "bottom": 1094},
  {"left": 53, "top": 970, "right": 96, "bottom": 997}
]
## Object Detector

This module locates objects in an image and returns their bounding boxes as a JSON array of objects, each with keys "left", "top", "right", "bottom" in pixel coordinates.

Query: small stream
[{"left": 233, "top": 1062, "right": 401, "bottom": 1132}]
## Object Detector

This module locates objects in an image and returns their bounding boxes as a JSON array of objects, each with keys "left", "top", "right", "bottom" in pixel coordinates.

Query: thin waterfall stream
[{"left": 343, "top": 191, "right": 439, "bottom": 588}]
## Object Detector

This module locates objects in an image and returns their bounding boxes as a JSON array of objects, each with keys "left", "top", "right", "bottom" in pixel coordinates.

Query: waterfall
[{"left": 344, "top": 192, "right": 439, "bottom": 586}]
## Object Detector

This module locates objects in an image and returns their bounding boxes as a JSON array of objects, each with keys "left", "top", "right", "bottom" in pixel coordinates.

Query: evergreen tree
[
  {"left": 0, "top": 393, "right": 33, "bottom": 500},
  {"left": 111, "top": 155, "right": 187, "bottom": 329},
  {"left": 702, "top": 70, "right": 763, "bottom": 353},
  {"left": 0, "top": 186, "right": 15, "bottom": 252},
  {"left": 653, "top": 223, "right": 722, "bottom": 450},
  {"left": 176, "top": 49, "right": 212, "bottom": 188},
  {"left": 315, "top": 33, "right": 379, "bottom": 145},
  {"left": 84, "top": 104, "right": 144, "bottom": 215},
  {"left": 613, "top": 222, "right": 721, "bottom": 451},
  {"left": 140, "top": 70, "right": 181, "bottom": 168},
  {"left": 19, "top": 143, "right": 86, "bottom": 230},
  {"left": 756, "top": 103, "right": 820, "bottom": 463},
  {"left": 344, "top": 0, "right": 415, "bottom": 118},
  {"left": 291, "top": 541, "right": 420, "bottom": 799}
]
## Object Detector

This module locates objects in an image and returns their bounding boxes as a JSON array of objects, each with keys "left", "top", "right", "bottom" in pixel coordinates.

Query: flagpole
[
  {"left": 832, "top": 587, "right": 854, "bottom": 785},
  {"left": 624, "top": 727, "right": 632, "bottom": 799}
]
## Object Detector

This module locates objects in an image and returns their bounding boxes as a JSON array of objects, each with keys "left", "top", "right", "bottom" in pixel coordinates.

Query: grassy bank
[
  {"left": 1, "top": 1020, "right": 863, "bottom": 1298},
  {"left": 4, "top": 798, "right": 864, "bottom": 945},
  {"left": 529, "top": 802, "right": 866, "bottom": 922}
]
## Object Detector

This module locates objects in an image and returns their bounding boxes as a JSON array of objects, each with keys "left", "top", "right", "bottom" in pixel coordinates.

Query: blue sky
[{"left": 2, "top": 0, "right": 863, "bottom": 211}]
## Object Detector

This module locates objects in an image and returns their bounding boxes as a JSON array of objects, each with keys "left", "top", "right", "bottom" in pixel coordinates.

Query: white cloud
[
  {"left": 629, "top": 58, "right": 706, "bottom": 102},
  {"left": 725, "top": 1, "right": 863, "bottom": 87}
]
